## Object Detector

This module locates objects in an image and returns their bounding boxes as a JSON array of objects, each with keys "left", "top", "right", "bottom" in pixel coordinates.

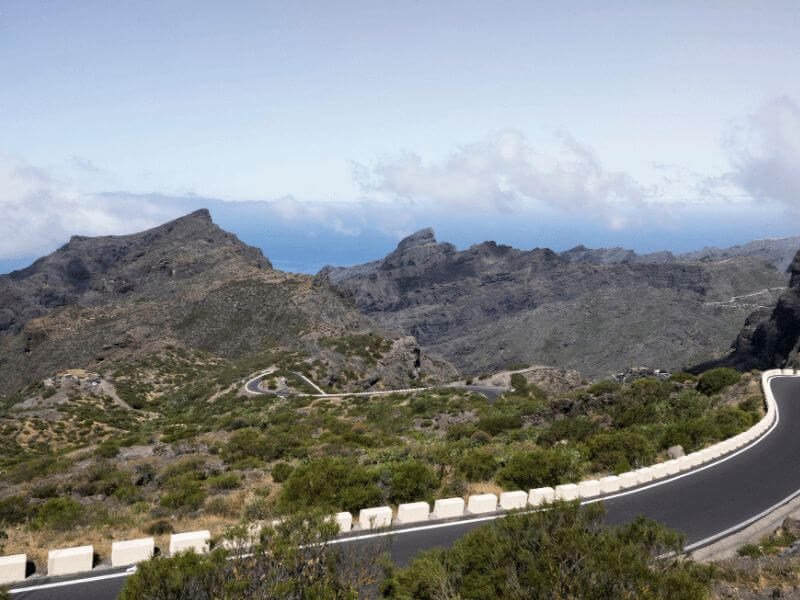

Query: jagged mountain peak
[{"left": 395, "top": 227, "right": 438, "bottom": 251}]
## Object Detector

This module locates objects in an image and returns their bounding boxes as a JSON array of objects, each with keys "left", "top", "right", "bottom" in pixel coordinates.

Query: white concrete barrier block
[
  {"left": 499, "top": 491, "right": 528, "bottom": 510},
  {"left": 335, "top": 511, "right": 352, "bottom": 533},
  {"left": 598, "top": 475, "right": 620, "bottom": 494},
  {"left": 662, "top": 459, "right": 680, "bottom": 476},
  {"left": 528, "top": 487, "right": 555, "bottom": 506},
  {"left": 48, "top": 545, "right": 93, "bottom": 576},
  {"left": 635, "top": 467, "right": 654, "bottom": 485},
  {"left": 111, "top": 538, "right": 154, "bottom": 567},
  {"left": 649, "top": 463, "right": 669, "bottom": 480},
  {"left": 359, "top": 506, "right": 392, "bottom": 530},
  {"left": 577, "top": 480, "right": 600, "bottom": 499},
  {"left": 555, "top": 483, "right": 579, "bottom": 501},
  {"left": 170, "top": 531, "right": 210, "bottom": 555},
  {"left": 618, "top": 472, "right": 639, "bottom": 489},
  {"left": 467, "top": 493, "right": 498, "bottom": 514},
  {"left": 396, "top": 502, "right": 430, "bottom": 524},
  {"left": 433, "top": 497, "right": 465, "bottom": 519},
  {"left": 0, "top": 554, "right": 26, "bottom": 585},
  {"left": 220, "top": 521, "right": 265, "bottom": 552},
  {"left": 685, "top": 452, "right": 704, "bottom": 468}
]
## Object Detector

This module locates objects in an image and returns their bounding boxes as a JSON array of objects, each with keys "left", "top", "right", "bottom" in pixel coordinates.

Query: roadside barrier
[
  {"left": 47, "top": 545, "right": 93, "bottom": 577},
  {"left": 169, "top": 531, "right": 210, "bottom": 555},
  {"left": 0, "top": 554, "right": 25, "bottom": 585}
]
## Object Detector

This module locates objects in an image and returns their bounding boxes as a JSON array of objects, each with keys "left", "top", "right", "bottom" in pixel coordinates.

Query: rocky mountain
[
  {"left": 559, "top": 245, "right": 676, "bottom": 265},
  {"left": 559, "top": 236, "right": 800, "bottom": 271},
  {"left": 678, "top": 237, "right": 800, "bottom": 272},
  {"left": 320, "top": 228, "right": 791, "bottom": 378},
  {"left": 0, "top": 210, "right": 454, "bottom": 396},
  {"left": 721, "top": 249, "right": 800, "bottom": 371}
]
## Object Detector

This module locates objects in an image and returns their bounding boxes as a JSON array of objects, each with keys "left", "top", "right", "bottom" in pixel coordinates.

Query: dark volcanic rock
[
  {"left": 724, "top": 250, "right": 800, "bottom": 370},
  {"left": 322, "top": 229, "right": 789, "bottom": 378}
]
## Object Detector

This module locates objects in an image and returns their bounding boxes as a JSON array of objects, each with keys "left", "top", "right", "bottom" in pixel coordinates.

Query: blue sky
[{"left": 1, "top": 1, "right": 799, "bottom": 273}]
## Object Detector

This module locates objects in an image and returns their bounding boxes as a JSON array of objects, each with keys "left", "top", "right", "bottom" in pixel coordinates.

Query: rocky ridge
[
  {"left": 321, "top": 229, "right": 791, "bottom": 378},
  {"left": 0, "top": 210, "right": 455, "bottom": 396},
  {"left": 722, "top": 249, "right": 800, "bottom": 371},
  {"left": 559, "top": 236, "right": 800, "bottom": 271}
]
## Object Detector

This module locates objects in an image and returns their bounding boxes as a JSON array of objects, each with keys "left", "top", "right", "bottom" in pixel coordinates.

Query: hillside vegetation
[{"left": 0, "top": 357, "right": 760, "bottom": 568}]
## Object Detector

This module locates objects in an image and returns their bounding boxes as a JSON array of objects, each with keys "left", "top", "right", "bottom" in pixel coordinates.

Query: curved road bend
[{"left": 11, "top": 376, "right": 800, "bottom": 599}]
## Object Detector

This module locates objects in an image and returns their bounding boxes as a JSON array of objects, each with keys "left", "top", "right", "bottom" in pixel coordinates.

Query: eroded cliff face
[
  {"left": 726, "top": 250, "right": 800, "bottom": 370},
  {"left": 321, "top": 229, "right": 790, "bottom": 378}
]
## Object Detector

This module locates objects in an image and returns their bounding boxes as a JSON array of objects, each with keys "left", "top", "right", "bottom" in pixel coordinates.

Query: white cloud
[
  {"left": 0, "top": 155, "right": 186, "bottom": 259},
  {"left": 723, "top": 96, "right": 800, "bottom": 209},
  {"left": 352, "top": 130, "right": 650, "bottom": 228}
]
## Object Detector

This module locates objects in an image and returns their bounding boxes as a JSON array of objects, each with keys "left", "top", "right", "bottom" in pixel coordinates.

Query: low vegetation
[
  {"left": 0, "top": 353, "right": 761, "bottom": 568},
  {"left": 119, "top": 503, "right": 715, "bottom": 599}
]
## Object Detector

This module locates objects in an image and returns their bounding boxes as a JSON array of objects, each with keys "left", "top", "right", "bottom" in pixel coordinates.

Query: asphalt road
[{"left": 10, "top": 376, "right": 800, "bottom": 599}]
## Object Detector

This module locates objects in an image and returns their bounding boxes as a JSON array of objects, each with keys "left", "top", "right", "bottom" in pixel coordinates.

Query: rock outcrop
[
  {"left": 322, "top": 229, "right": 790, "bottom": 378},
  {"left": 724, "top": 249, "right": 800, "bottom": 370}
]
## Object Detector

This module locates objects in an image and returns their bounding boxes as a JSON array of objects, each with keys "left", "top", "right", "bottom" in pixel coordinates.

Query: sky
[{"left": 1, "top": 1, "right": 800, "bottom": 273}]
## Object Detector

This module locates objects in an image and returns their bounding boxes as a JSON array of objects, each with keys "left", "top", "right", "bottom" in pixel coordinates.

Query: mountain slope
[
  {"left": 559, "top": 236, "right": 800, "bottom": 271},
  {"left": 0, "top": 210, "right": 453, "bottom": 395},
  {"left": 722, "top": 249, "right": 800, "bottom": 371},
  {"left": 320, "top": 229, "right": 790, "bottom": 378}
]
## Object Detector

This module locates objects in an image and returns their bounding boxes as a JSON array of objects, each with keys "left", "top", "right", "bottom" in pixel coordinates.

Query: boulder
[{"left": 667, "top": 445, "right": 685, "bottom": 460}]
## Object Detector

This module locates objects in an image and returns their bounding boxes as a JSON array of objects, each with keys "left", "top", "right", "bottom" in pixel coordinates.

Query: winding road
[
  {"left": 9, "top": 375, "right": 800, "bottom": 599},
  {"left": 243, "top": 370, "right": 506, "bottom": 400}
]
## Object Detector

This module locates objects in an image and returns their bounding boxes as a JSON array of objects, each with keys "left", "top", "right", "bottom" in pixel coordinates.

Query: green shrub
[
  {"left": 145, "top": 519, "right": 174, "bottom": 535},
  {"left": 159, "top": 458, "right": 206, "bottom": 484},
  {"left": 160, "top": 481, "right": 207, "bottom": 512},
  {"left": 495, "top": 447, "right": 584, "bottom": 490},
  {"left": 476, "top": 413, "right": 522, "bottom": 436},
  {"left": 0, "top": 496, "right": 29, "bottom": 525},
  {"left": 738, "top": 395, "right": 762, "bottom": 414},
  {"left": 270, "top": 462, "right": 294, "bottom": 483},
  {"left": 383, "top": 503, "right": 714, "bottom": 599},
  {"left": 207, "top": 473, "right": 240, "bottom": 491},
  {"left": 29, "top": 497, "right": 84, "bottom": 531},
  {"left": 7, "top": 455, "right": 72, "bottom": 484},
  {"left": 736, "top": 543, "right": 761, "bottom": 558},
  {"left": 95, "top": 440, "right": 121, "bottom": 458},
  {"left": 538, "top": 417, "right": 599, "bottom": 446},
  {"left": 119, "top": 513, "right": 378, "bottom": 600},
  {"left": 661, "top": 406, "right": 753, "bottom": 452},
  {"left": 446, "top": 423, "right": 476, "bottom": 441},
  {"left": 387, "top": 461, "right": 439, "bottom": 504},
  {"left": 586, "top": 431, "right": 656, "bottom": 473},
  {"left": 31, "top": 483, "right": 60, "bottom": 499},
  {"left": 625, "top": 377, "right": 672, "bottom": 405},
  {"left": 457, "top": 450, "right": 499, "bottom": 482},
  {"left": 278, "top": 457, "right": 382, "bottom": 513},
  {"left": 587, "top": 380, "right": 619, "bottom": 395},
  {"left": 510, "top": 374, "right": 529, "bottom": 394},
  {"left": 669, "top": 372, "right": 697, "bottom": 383},
  {"left": 697, "top": 368, "right": 741, "bottom": 396},
  {"left": 222, "top": 428, "right": 300, "bottom": 464},
  {"left": 77, "top": 464, "right": 135, "bottom": 499}
]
